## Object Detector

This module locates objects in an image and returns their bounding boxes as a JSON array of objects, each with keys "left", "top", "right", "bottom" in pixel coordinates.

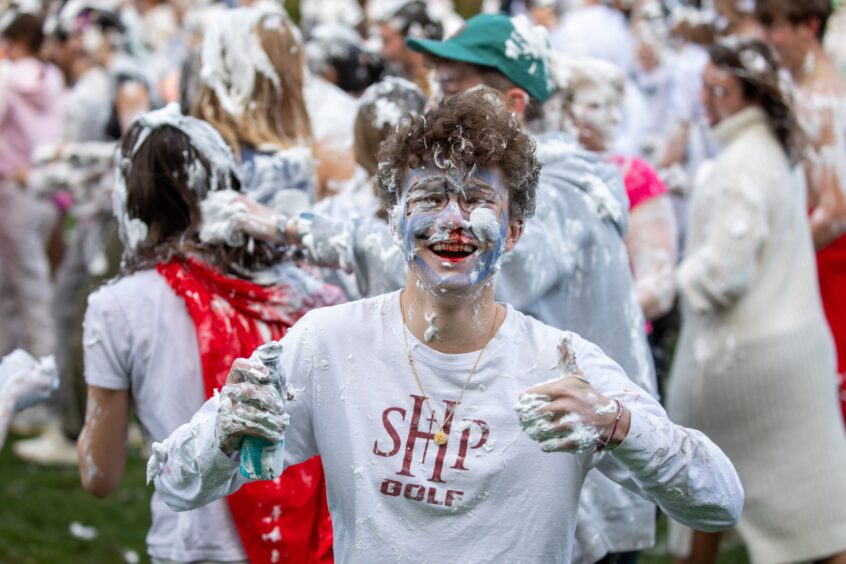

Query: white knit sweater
[{"left": 667, "top": 106, "right": 846, "bottom": 564}]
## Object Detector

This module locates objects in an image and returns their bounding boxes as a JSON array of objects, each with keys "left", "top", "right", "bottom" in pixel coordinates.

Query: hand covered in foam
[
  {"left": 0, "top": 349, "right": 59, "bottom": 449},
  {"left": 200, "top": 191, "right": 284, "bottom": 246},
  {"left": 214, "top": 358, "right": 289, "bottom": 456},
  {"left": 514, "top": 334, "right": 627, "bottom": 453}
]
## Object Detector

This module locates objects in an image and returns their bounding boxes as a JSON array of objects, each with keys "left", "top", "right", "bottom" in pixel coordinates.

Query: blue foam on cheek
[{"left": 401, "top": 211, "right": 437, "bottom": 262}]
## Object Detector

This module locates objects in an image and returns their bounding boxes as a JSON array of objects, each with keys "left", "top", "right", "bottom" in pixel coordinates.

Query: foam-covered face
[
  {"left": 571, "top": 83, "right": 622, "bottom": 152},
  {"left": 396, "top": 165, "right": 518, "bottom": 295}
]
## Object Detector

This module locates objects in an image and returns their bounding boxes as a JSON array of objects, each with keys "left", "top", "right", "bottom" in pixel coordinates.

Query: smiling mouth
[{"left": 429, "top": 242, "right": 477, "bottom": 262}]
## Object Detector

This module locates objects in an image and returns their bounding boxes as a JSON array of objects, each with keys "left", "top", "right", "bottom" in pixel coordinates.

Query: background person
[
  {"left": 666, "top": 39, "right": 846, "bottom": 564},
  {"left": 77, "top": 106, "right": 341, "bottom": 563}
]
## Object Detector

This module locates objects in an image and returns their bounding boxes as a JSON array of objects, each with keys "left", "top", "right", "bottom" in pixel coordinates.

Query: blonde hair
[
  {"left": 558, "top": 56, "right": 626, "bottom": 102},
  {"left": 191, "top": 11, "right": 312, "bottom": 156}
]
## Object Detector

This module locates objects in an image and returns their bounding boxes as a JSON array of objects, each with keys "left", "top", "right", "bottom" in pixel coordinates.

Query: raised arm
[
  {"left": 802, "top": 93, "right": 846, "bottom": 250},
  {"left": 150, "top": 316, "right": 320, "bottom": 512},
  {"left": 148, "top": 358, "right": 288, "bottom": 511},
  {"left": 515, "top": 335, "right": 743, "bottom": 531},
  {"left": 203, "top": 191, "right": 407, "bottom": 297},
  {"left": 147, "top": 393, "right": 246, "bottom": 511}
]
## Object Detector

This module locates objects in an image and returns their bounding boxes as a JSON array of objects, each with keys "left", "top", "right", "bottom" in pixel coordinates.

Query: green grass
[
  {"left": 0, "top": 433, "right": 749, "bottom": 563},
  {"left": 0, "top": 435, "right": 151, "bottom": 564}
]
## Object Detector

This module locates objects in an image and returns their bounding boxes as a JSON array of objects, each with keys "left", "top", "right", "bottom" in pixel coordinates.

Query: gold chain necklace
[{"left": 399, "top": 294, "right": 499, "bottom": 446}]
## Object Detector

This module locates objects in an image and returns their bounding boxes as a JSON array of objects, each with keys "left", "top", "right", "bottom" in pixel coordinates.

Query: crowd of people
[{"left": 1, "top": 0, "right": 846, "bottom": 562}]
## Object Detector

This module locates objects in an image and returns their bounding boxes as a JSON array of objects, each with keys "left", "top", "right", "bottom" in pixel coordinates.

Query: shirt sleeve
[
  {"left": 575, "top": 337, "right": 744, "bottom": 532},
  {"left": 676, "top": 175, "right": 769, "bottom": 313},
  {"left": 626, "top": 195, "right": 678, "bottom": 320},
  {"left": 83, "top": 288, "right": 133, "bottom": 390},
  {"left": 149, "top": 394, "right": 248, "bottom": 511},
  {"left": 150, "top": 315, "right": 321, "bottom": 511}
]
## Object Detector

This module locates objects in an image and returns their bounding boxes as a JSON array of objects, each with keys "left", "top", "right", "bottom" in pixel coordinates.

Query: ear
[
  {"left": 807, "top": 16, "right": 821, "bottom": 38},
  {"left": 504, "top": 217, "right": 525, "bottom": 252},
  {"left": 503, "top": 87, "right": 529, "bottom": 117}
]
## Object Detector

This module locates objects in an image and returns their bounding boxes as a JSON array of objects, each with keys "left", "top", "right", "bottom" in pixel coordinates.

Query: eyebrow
[
  {"left": 408, "top": 177, "right": 447, "bottom": 192},
  {"left": 407, "top": 170, "right": 499, "bottom": 193}
]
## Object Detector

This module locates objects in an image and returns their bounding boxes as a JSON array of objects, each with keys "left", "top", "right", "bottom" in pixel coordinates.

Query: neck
[{"left": 401, "top": 275, "right": 502, "bottom": 354}]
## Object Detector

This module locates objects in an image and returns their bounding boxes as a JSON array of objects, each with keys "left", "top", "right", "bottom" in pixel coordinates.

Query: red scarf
[{"left": 157, "top": 256, "right": 342, "bottom": 563}]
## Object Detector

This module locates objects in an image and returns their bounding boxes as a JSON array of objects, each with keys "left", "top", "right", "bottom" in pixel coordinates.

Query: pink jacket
[{"left": 0, "top": 57, "right": 66, "bottom": 178}]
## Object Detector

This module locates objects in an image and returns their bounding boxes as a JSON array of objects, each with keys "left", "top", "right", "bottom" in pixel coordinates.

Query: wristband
[{"left": 594, "top": 399, "right": 623, "bottom": 453}]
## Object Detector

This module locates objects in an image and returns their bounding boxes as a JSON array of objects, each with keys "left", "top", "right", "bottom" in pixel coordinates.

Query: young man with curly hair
[
  {"left": 147, "top": 88, "right": 743, "bottom": 562},
  {"left": 170, "top": 13, "right": 667, "bottom": 562}
]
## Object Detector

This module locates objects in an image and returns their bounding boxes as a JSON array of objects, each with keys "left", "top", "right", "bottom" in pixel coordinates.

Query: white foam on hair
[
  {"left": 114, "top": 103, "right": 241, "bottom": 254},
  {"left": 358, "top": 76, "right": 425, "bottom": 130},
  {"left": 200, "top": 5, "right": 287, "bottom": 116},
  {"left": 199, "top": 189, "right": 248, "bottom": 247},
  {"left": 299, "top": 0, "right": 363, "bottom": 31},
  {"left": 304, "top": 23, "right": 362, "bottom": 76}
]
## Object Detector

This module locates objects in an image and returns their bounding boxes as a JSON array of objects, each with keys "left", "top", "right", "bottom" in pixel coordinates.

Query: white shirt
[
  {"left": 151, "top": 291, "right": 743, "bottom": 563},
  {"left": 84, "top": 270, "right": 246, "bottom": 562}
]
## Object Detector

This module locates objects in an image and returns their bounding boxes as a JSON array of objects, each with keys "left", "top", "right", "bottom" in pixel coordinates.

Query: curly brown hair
[{"left": 377, "top": 86, "right": 540, "bottom": 220}]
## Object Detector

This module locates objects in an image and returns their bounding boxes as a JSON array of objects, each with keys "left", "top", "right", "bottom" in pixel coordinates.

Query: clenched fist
[{"left": 215, "top": 358, "right": 289, "bottom": 455}]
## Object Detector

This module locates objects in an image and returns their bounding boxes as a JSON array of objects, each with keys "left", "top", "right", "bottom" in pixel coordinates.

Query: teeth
[{"left": 431, "top": 243, "right": 475, "bottom": 253}]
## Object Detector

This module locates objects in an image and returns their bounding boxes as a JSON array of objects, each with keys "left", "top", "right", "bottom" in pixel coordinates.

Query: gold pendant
[{"left": 434, "top": 430, "right": 448, "bottom": 445}]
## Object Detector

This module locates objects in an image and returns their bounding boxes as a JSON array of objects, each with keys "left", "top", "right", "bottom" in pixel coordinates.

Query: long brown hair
[
  {"left": 119, "top": 122, "right": 283, "bottom": 277},
  {"left": 708, "top": 38, "right": 805, "bottom": 161},
  {"left": 191, "top": 11, "right": 312, "bottom": 156}
]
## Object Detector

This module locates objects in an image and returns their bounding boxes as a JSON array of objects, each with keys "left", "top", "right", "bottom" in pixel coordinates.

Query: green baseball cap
[{"left": 406, "top": 13, "right": 553, "bottom": 103}]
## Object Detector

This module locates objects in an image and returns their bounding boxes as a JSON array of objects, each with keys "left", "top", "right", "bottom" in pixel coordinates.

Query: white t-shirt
[
  {"left": 152, "top": 291, "right": 743, "bottom": 563},
  {"left": 83, "top": 270, "right": 246, "bottom": 562}
]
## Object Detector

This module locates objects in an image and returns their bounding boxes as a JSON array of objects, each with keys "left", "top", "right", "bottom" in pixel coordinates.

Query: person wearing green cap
[{"left": 406, "top": 12, "right": 554, "bottom": 106}]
